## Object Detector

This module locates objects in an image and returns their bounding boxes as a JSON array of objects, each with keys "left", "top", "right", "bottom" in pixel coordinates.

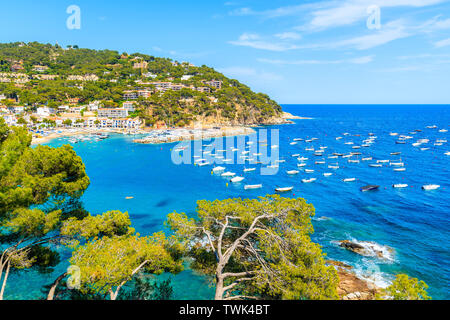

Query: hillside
[{"left": 0, "top": 42, "right": 283, "bottom": 127}]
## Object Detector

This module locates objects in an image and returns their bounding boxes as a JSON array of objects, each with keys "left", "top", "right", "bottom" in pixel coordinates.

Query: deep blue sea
[{"left": 6, "top": 105, "right": 450, "bottom": 300}]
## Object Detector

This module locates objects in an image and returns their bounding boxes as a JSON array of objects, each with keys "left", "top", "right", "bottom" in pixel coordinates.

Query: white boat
[
  {"left": 271, "top": 145, "right": 278, "bottom": 149},
  {"left": 292, "top": 154, "right": 300, "bottom": 157},
  {"left": 297, "top": 163, "right": 307, "bottom": 167},
  {"left": 298, "top": 157, "right": 309, "bottom": 161},
  {"left": 348, "top": 159, "right": 360, "bottom": 163},
  {"left": 286, "top": 170, "right": 300, "bottom": 175},
  {"left": 197, "top": 162, "right": 210, "bottom": 167},
  {"left": 420, "top": 148, "right": 430, "bottom": 151},
  {"left": 328, "top": 165, "right": 339, "bottom": 169},
  {"left": 230, "top": 176, "right": 245, "bottom": 183},
  {"left": 342, "top": 178, "right": 356, "bottom": 182},
  {"left": 212, "top": 166, "right": 225, "bottom": 172},
  {"left": 352, "top": 146, "right": 361, "bottom": 149},
  {"left": 336, "top": 137, "right": 343, "bottom": 140},
  {"left": 323, "top": 173, "right": 333, "bottom": 177},
  {"left": 342, "top": 154, "right": 352, "bottom": 158},
  {"left": 328, "top": 155, "right": 338, "bottom": 159},
  {"left": 393, "top": 184, "right": 408, "bottom": 188},
  {"left": 223, "top": 159, "right": 233, "bottom": 162},
  {"left": 304, "top": 169, "right": 314, "bottom": 173},
  {"left": 344, "top": 142, "right": 354, "bottom": 145},
  {"left": 422, "top": 184, "right": 440, "bottom": 190},
  {"left": 315, "top": 161, "right": 325, "bottom": 164},
  {"left": 445, "top": 151, "right": 450, "bottom": 156},
  {"left": 244, "top": 184, "right": 262, "bottom": 190},
  {"left": 377, "top": 160, "right": 389, "bottom": 163},
  {"left": 275, "top": 160, "right": 286, "bottom": 163},
  {"left": 369, "top": 164, "right": 382, "bottom": 168},
  {"left": 390, "top": 162, "right": 404, "bottom": 167},
  {"left": 305, "top": 147, "right": 314, "bottom": 151},
  {"left": 362, "top": 157, "right": 372, "bottom": 161},
  {"left": 221, "top": 171, "right": 236, "bottom": 177},
  {"left": 426, "top": 125, "right": 437, "bottom": 129},
  {"left": 290, "top": 142, "right": 298, "bottom": 145},
  {"left": 302, "top": 178, "right": 316, "bottom": 183},
  {"left": 275, "top": 186, "right": 293, "bottom": 192},
  {"left": 390, "top": 132, "right": 398, "bottom": 136},
  {"left": 393, "top": 168, "right": 406, "bottom": 172},
  {"left": 243, "top": 168, "right": 256, "bottom": 172},
  {"left": 439, "top": 129, "right": 448, "bottom": 133},
  {"left": 253, "top": 153, "right": 262, "bottom": 156},
  {"left": 293, "top": 138, "right": 303, "bottom": 141}
]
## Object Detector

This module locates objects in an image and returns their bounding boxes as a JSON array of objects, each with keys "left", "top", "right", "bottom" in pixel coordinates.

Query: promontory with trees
[{"left": 0, "top": 42, "right": 284, "bottom": 129}]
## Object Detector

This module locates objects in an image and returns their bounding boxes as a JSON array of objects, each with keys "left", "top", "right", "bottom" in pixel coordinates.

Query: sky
[{"left": 1, "top": 0, "right": 450, "bottom": 104}]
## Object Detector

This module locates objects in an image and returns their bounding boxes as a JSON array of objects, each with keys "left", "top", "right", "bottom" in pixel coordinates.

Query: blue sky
[{"left": 1, "top": 0, "right": 450, "bottom": 104}]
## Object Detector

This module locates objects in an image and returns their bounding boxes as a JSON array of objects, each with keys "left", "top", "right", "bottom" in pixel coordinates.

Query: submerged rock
[{"left": 339, "top": 240, "right": 365, "bottom": 253}]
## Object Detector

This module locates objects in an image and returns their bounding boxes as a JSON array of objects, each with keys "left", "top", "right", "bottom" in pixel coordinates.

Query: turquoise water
[{"left": 6, "top": 105, "right": 450, "bottom": 299}]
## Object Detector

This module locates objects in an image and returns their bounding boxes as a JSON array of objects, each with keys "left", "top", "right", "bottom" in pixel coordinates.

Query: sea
[{"left": 5, "top": 105, "right": 450, "bottom": 300}]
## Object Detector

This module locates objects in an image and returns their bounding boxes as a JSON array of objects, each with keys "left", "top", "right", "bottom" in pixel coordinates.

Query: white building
[
  {"left": 98, "top": 108, "right": 129, "bottom": 119},
  {"left": 123, "top": 101, "right": 136, "bottom": 112}
]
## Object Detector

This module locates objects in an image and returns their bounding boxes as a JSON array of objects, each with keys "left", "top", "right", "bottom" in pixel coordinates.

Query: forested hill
[{"left": 0, "top": 42, "right": 283, "bottom": 127}]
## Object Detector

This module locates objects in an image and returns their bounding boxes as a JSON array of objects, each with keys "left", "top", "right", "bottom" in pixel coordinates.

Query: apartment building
[{"left": 97, "top": 108, "right": 129, "bottom": 118}]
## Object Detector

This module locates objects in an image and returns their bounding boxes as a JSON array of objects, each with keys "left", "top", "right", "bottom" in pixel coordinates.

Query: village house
[
  {"left": 123, "top": 91, "right": 138, "bottom": 100},
  {"left": 123, "top": 101, "right": 136, "bottom": 112},
  {"left": 97, "top": 108, "right": 129, "bottom": 118},
  {"left": 133, "top": 61, "right": 148, "bottom": 69},
  {"left": 203, "top": 80, "right": 222, "bottom": 89},
  {"left": 9, "top": 106, "right": 25, "bottom": 114},
  {"left": 32, "top": 65, "right": 49, "bottom": 72}
]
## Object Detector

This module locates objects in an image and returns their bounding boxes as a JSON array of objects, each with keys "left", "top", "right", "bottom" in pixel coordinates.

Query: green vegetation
[
  {"left": 166, "top": 195, "right": 339, "bottom": 300},
  {"left": 0, "top": 42, "right": 282, "bottom": 126},
  {"left": 0, "top": 118, "right": 182, "bottom": 300},
  {"left": 377, "top": 274, "right": 431, "bottom": 300}
]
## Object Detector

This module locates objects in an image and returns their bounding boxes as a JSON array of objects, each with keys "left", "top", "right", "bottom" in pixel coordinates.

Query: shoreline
[{"left": 31, "top": 112, "right": 312, "bottom": 145}]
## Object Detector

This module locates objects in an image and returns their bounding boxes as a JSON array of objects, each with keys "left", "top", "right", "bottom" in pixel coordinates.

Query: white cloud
[
  {"left": 275, "top": 32, "right": 302, "bottom": 40},
  {"left": 218, "top": 66, "right": 283, "bottom": 81},
  {"left": 229, "top": 33, "right": 300, "bottom": 51},
  {"left": 257, "top": 55, "right": 374, "bottom": 65},
  {"left": 434, "top": 37, "right": 450, "bottom": 47}
]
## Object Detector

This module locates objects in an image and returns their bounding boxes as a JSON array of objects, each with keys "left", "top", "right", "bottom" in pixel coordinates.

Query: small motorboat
[
  {"left": 315, "top": 161, "right": 326, "bottom": 164},
  {"left": 445, "top": 151, "right": 450, "bottom": 156},
  {"left": 197, "top": 161, "right": 210, "bottom": 167},
  {"left": 221, "top": 171, "right": 236, "bottom": 177},
  {"left": 275, "top": 186, "right": 293, "bottom": 192},
  {"left": 212, "top": 166, "right": 226, "bottom": 173},
  {"left": 348, "top": 159, "right": 360, "bottom": 163},
  {"left": 297, "top": 163, "right": 307, "bottom": 167},
  {"left": 393, "top": 168, "right": 406, "bottom": 172},
  {"left": 275, "top": 159, "right": 286, "bottom": 163},
  {"left": 243, "top": 168, "right": 256, "bottom": 172},
  {"left": 328, "top": 165, "right": 339, "bottom": 169},
  {"left": 293, "top": 138, "right": 304, "bottom": 141},
  {"left": 390, "top": 162, "right": 404, "bottom": 167},
  {"left": 304, "top": 169, "right": 315, "bottom": 173},
  {"left": 290, "top": 142, "right": 298, "bottom": 145},
  {"left": 298, "top": 157, "right": 309, "bottom": 161},
  {"left": 302, "top": 178, "right": 316, "bottom": 183},
  {"left": 292, "top": 154, "right": 300, "bottom": 157},
  {"left": 342, "top": 178, "right": 356, "bottom": 182},
  {"left": 360, "top": 185, "right": 379, "bottom": 192},
  {"left": 377, "top": 160, "right": 389, "bottom": 163},
  {"left": 323, "top": 173, "right": 333, "bottom": 177},
  {"left": 287, "top": 170, "right": 300, "bottom": 175},
  {"left": 422, "top": 184, "right": 440, "bottom": 190},
  {"left": 244, "top": 184, "right": 263, "bottom": 190},
  {"left": 362, "top": 157, "right": 372, "bottom": 161},
  {"left": 439, "top": 129, "right": 448, "bottom": 133},
  {"left": 396, "top": 141, "right": 406, "bottom": 144},
  {"left": 390, "top": 152, "right": 401, "bottom": 155},
  {"left": 230, "top": 176, "right": 245, "bottom": 183},
  {"left": 393, "top": 184, "right": 408, "bottom": 188},
  {"left": 369, "top": 164, "right": 382, "bottom": 168}
]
